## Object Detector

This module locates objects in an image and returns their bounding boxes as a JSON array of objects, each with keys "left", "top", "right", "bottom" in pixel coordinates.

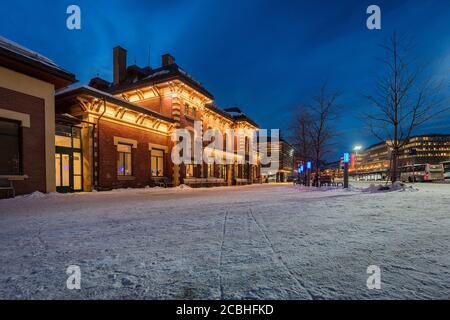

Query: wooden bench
[
  {"left": 150, "top": 177, "right": 173, "bottom": 188},
  {"left": 0, "top": 178, "right": 15, "bottom": 198},
  {"left": 234, "top": 178, "right": 251, "bottom": 186},
  {"left": 183, "top": 178, "right": 226, "bottom": 188}
]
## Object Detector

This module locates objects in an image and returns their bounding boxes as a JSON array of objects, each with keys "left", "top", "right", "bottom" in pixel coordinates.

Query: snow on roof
[
  {"left": 143, "top": 69, "right": 170, "bottom": 80},
  {"left": 56, "top": 85, "right": 174, "bottom": 123},
  {"left": 227, "top": 111, "right": 245, "bottom": 117},
  {"left": 0, "top": 36, "right": 67, "bottom": 72},
  {"left": 56, "top": 85, "right": 142, "bottom": 106}
]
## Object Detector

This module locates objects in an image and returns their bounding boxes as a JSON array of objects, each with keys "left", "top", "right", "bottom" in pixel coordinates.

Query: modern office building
[
  {"left": 260, "top": 138, "right": 295, "bottom": 182},
  {"left": 349, "top": 134, "right": 450, "bottom": 180}
]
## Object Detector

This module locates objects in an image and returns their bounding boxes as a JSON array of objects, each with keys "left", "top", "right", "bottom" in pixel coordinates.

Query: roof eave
[
  {"left": 0, "top": 47, "right": 77, "bottom": 89},
  {"left": 56, "top": 86, "right": 175, "bottom": 124}
]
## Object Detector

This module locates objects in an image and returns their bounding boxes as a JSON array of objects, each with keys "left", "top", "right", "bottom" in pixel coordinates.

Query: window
[
  {"left": 245, "top": 137, "right": 250, "bottom": 154},
  {"left": 207, "top": 163, "right": 214, "bottom": 177},
  {"left": 184, "top": 103, "right": 190, "bottom": 116},
  {"left": 0, "top": 119, "right": 21, "bottom": 175},
  {"left": 117, "top": 143, "right": 133, "bottom": 176},
  {"left": 217, "top": 165, "right": 226, "bottom": 179},
  {"left": 55, "top": 125, "right": 81, "bottom": 148},
  {"left": 151, "top": 149, "right": 164, "bottom": 177},
  {"left": 186, "top": 164, "right": 194, "bottom": 177},
  {"left": 192, "top": 108, "right": 196, "bottom": 118}
]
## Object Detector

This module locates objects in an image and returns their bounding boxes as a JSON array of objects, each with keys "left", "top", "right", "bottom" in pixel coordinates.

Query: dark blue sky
[{"left": 1, "top": 0, "right": 449, "bottom": 156}]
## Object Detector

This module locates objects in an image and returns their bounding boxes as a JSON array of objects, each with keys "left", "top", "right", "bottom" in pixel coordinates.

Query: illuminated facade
[
  {"left": 260, "top": 138, "right": 295, "bottom": 182},
  {"left": 399, "top": 134, "right": 450, "bottom": 166},
  {"left": 349, "top": 142, "right": 391, "bottom": 181},
  {"left": 350, "top": 134, "right": 450, "bottom": 180},
  {"left": 56, "top": 47, "right": 261, "bottom": 192}
]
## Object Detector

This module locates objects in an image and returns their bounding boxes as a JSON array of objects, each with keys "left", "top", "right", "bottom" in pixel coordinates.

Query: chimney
[
  {"left": 162, "top": 53, "right": 175, "bottom": 67},
  {"left": 113, "top": 46, "right": 127, "bottom": 85}
]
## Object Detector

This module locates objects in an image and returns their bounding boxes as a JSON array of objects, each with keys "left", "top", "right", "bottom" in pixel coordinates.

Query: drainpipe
[{"left": 96, "top": 98, "right": 107, "bottom": 190}]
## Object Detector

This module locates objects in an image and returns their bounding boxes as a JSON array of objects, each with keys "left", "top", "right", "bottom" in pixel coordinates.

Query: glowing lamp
[{"left": 343, "top": 153, "right": 350, "bottom": 164}]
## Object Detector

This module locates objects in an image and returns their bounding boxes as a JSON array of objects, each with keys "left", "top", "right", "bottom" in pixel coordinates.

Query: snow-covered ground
[{"left": 0, "top": 183, "right": 449, "bottom": 299}]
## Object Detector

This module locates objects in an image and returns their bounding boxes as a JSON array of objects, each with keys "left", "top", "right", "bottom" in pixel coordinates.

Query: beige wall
[{"left": 0, "top": 66, "right": 56, "bottom": 192}]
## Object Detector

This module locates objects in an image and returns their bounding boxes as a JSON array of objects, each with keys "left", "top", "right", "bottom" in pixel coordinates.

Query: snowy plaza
[{"left": 0, "top": 183, "right": 449, "bottom": 299}]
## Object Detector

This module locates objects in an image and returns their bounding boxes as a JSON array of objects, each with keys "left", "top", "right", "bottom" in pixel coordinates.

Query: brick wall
[
  {"left": 0, "top": 86, "right": 46, "bottom": 195},
  {"left": 97, "top": 119, "right": 172, "bottom": 189}
]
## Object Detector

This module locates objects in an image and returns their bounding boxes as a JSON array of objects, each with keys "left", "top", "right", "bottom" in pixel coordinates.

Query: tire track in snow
[
  {"left": 248, "top": 208, "right": 314, "bottom": 300},
  {"left": 218, "top": 210, "right": 229, "bottom": 299}
]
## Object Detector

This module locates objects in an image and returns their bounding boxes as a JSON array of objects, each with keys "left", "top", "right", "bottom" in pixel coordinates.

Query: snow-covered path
[{"left": 0, "top": 183, "right": 449, "bottom": 299}]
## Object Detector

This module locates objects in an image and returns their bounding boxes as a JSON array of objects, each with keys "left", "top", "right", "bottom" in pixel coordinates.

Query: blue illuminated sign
[
  {"left": 298, "top": 165, "right": 304, "bottom": 173},
  {"left": 306, "top": 161, "right": 312, "bottom": 170},
  {"left": 343, "top": 153, "right": 350, "bottom": 164}
]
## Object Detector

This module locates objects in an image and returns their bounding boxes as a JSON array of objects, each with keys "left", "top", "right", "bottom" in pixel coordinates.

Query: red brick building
[
  {"left": 56, "top": 46, "right": 261, "bottom": 192},
  {"left": 0, "top": 37, "right": 76, "bottom": 196}
]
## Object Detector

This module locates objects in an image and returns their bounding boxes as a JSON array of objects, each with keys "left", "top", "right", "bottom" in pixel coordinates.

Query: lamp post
[
  {"left": 353, "top": 145, "right": 362, "bottom": 181},
  {"left": 307, "top": 161, "right": 312, "bottom": 187},
  {"left": 343, "top": 152, "right": 350, "bottom": 188}
]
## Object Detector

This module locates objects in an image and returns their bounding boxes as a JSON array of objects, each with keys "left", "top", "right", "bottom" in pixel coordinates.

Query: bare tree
[
  {"left": 291, "top": 85, "right": 342, "bottom": 186},
  {"left": 290, "top": 107, "right": 313, "bottom": 163},
  {"left": 365, "top": 32, "right": 448, "bottom": 182}
]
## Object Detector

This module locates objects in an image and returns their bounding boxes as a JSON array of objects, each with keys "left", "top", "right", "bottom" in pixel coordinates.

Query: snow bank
[
  {"left": 175, "top": 184, "right": 192, "bottom": 189},
  {"left": 361, "top": 181, "right": 418, "bottom": 193},
  {"left": 7, "top": 191, "right": 63, "bottom": 201}
]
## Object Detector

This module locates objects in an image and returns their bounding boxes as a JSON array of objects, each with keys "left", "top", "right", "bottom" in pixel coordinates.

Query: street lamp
[
  {"left": 343, "top": 152, "right": 350, "bottom": 188},
  {"left": 353, "top": 145, "right": 362, "bottom": 181}
]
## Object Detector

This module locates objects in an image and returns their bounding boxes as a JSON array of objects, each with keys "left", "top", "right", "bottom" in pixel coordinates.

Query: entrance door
[
  {"left": 55, "top": 149, "right": 72, "bottom": 193},
  {"left": 55, "top": 148, "right": 83, "bottom": 193}
]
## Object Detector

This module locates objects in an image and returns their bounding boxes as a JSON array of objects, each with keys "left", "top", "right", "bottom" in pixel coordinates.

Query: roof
[
  {"left": 365, "top": 133, "right": 450, "bottom": 151},
  {"left": 204, "top": 104, "right": 260, "bottom": 128},
  {"left": 223, "top": 107, "right": 260, "bottom": 128},
  {"left": 205, "top": 103, "right": 234, "bottom": 122},
  {"left": 56, "top": 85, "right": 175, "bottom": 124},
  {"left": 103, "top": 63, "right": 214, "bottom": 100},
  {"left": 408, "top": 133, "right": 450, "bottom": 139},
  {"left": 0, "top": 36, "right": 76, "bottom": 89}
]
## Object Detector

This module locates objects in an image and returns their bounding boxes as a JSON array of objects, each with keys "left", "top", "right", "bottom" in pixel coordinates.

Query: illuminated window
[
  {"left": 117, "top": 143, "right": 133, "bottom": 176},
  {"left": 186, "top": 164, "right": 194, "bottom": 177},
  {"left": 184, "top": 103, "right": 190, "bottom": 116},
  {"left": 192, "top": 108, "right": 197, "bottom": 118},
  {"left": 207, "top": 163, "right": 214, "bottom": 177},
  {"left": 151, "top": 149, "right": 164, "bottom": 177}
]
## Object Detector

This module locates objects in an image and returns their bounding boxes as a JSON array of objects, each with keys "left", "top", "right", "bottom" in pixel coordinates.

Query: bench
[
  {"left": 183, "top": 178, "right": 227, "bottom": 188},
  {"left": 0, "top": 178, "right": 15, "bottom": 198},
  {"left": 150, "top": 177, "right": 173, "bottom": 188},
  {"left": 234, "top": 178, "right": 251, "bottom": 186}
]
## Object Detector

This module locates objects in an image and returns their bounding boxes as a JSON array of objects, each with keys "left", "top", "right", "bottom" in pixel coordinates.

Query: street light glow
[
  {"left": 353, "top": 145, "right": 363, "bottom": 151},
  {"left": 343, "top": 153, "right": 350, "bottom": 164}
]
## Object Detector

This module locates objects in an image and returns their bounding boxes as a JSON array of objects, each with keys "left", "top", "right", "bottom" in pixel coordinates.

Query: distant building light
[{"left": 343, "top": 153, "right": 350, "bottom": 164}]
